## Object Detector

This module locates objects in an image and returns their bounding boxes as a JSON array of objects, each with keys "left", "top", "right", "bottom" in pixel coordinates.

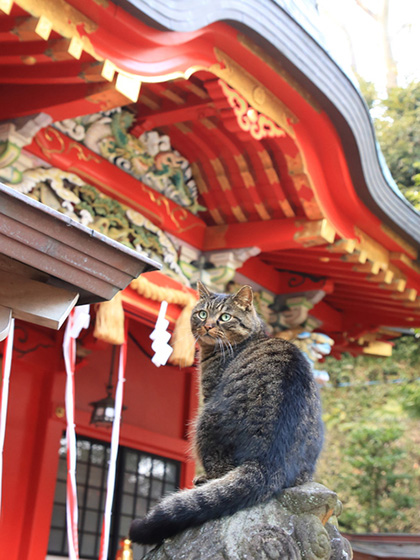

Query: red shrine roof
[
  {"left": 1, "top": 0, "right": 420, "bottom": 357},
  {"left": 345, "top": 534, "right": 420, "bottom": 560}
]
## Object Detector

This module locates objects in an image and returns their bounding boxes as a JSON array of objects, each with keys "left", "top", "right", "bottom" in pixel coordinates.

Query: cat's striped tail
[{"left": 129, "top": 461, "right": 270, "bottom": 545}]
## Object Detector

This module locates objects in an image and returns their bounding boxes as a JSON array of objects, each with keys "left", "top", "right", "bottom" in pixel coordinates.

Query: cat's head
[{"left": 191, "top": 282, "right": 262, "bottom": 349}]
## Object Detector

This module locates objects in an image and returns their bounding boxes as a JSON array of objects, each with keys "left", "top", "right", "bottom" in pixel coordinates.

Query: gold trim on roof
[
  {"left": 354, "top": 228, "right": 390, "bottom": 271},
  {"left": 210, "top": 49, "right": 297, "bottom": 138},
  {"left": 294, "top": 219, "right": 336, "bottom": 247},
  {"left": 381, "top": 223, "right": 418, "bottom": 260},
  {"left": 218, "top": 80, "right": 287, "bottom": 141},
  {"left": 13, "top": 0, "right": 98, "bottom": 41},
  {"left": 0, "top": 0, "right": 13, "bottom": 14},
  {"left": 5, "top": 0, "right": 198, "bottom": 103},
  {"left": 363, "top": 341, "right": 393, "bottom": 357},
  {"left": 238, "top": 33, "right": 322, "bottom": 113}
]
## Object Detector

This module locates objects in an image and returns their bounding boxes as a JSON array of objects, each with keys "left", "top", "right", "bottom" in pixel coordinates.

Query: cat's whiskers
[
  {"left": 216, "top": 337, "right": 226, "bottom": 362},
  {"left": 218, "top": 333, "right": 234, "bottom": 359},
  {"left": 224, "top": 338, "right": 234, "bottom": 358},
  {"left": 215, "top": 335, "right": 235, "bottom": 362}
]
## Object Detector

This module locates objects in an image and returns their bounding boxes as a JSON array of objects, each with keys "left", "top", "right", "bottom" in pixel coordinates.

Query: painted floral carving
[
  {"left": 55, "top": 108, "right": 206, "bottom": 214},
  {"left": 218, "top": 80, "right": 286, "bottom": 140},
  {"left": 9, "top": 167, "right": 187, "bottom": 282}
]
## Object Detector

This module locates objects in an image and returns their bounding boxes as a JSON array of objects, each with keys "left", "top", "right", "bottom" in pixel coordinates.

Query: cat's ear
[
  {"left": 233, "top": 285, "right": 253, "bottom": 309},
  {"left": 196, "top": 281, "right": 212, "bottom": 299}
]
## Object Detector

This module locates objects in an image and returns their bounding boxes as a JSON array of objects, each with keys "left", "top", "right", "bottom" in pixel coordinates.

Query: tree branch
[{"left": 354, "top": 0, "right": 379, "bottom": 21}]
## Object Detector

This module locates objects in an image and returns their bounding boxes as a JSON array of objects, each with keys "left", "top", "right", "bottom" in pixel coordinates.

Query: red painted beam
[
  {"left": 27, "top": 127, "right": 206, "bottom": 248},
  {"left": 0, "top": 83, "right": 128, "bottom": 121},
  {"left": 310, "top": 300, "right": 343, "bottom": 332},
  {"left": 204, "top": 218, "right": 328, "bottom": 251},
  {"left": 331, "top": 286, "right": 413, "bottom": 302},
  {"left": 262, "top": 257, "right": 410, "bottom": 294},
  {"left": 340, "top": 309, "right": 420, "bottom": 329},
  {"left": 239, "top": 256, "right": 334, "bottom": 295},
  {"left": 0, "top": 60, "right": 91, "bottom": 84},
  {"left": 263, "top": 259, "right": 357, "bottom": 277},
  {"left": 75, "top": 409, "right": 190, "bottom": 462},
  {"left": 236, "top": 256, "right": 342, "bottom": 332},
  {"left": 330, "top": 296, "right": 420, "bottom": 316}
]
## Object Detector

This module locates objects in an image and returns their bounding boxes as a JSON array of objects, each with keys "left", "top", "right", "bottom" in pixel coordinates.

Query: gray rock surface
[{"left": 143, "top": 482, "right": 352, "bottom": 560}]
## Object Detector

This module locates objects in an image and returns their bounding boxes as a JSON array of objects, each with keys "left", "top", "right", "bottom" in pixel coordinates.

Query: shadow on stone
[{"left": 142, "top": 482, "right": 352, "bottom": 559}]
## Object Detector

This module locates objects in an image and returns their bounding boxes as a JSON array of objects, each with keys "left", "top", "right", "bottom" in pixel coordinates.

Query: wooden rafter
[
  {"left": 204, "top": 218, "right": 335, "bottom": 252},
  {"left": 131, "top": 100, "right": 218, "bottom": 136}
]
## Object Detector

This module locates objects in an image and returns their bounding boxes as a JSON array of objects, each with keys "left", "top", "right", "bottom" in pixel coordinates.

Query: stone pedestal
[{"left": 143, "top": 483, "right": 352, "bottom": 560}]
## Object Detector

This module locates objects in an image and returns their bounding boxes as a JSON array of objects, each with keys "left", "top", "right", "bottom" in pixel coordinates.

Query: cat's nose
[{"left": 204, "top": 324, "right": 215, "bottom": 331}]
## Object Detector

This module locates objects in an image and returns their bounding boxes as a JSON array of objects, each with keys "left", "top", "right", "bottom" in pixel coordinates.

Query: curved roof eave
[{"left": 115, "top": 0, "right": 420, "bottom": 251}]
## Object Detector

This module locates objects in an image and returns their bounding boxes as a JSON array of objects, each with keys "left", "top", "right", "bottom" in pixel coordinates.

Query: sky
[{"left": 317, "top": 0, "right": 420, "bottom": 96}]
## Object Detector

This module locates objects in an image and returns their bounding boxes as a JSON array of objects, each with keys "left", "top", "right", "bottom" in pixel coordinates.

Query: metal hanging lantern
[
  {"left": 89, "top": 346, "right": 123, "bottom": 427},
  {"left": 89, "top": 392, "right": 116, "bottom": 426}
]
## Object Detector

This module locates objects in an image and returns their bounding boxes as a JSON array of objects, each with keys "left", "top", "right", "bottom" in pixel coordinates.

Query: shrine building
[{"left": 0, "top": 0, "right": 419, "bottom": 559}]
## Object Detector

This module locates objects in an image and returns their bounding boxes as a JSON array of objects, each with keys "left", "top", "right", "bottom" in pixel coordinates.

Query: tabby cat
[{"left": 130, "top": 283, "right": 324, "bottom": 545}]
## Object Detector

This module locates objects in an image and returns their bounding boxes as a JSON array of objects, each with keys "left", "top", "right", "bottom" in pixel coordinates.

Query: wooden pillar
[
  {"left": 0, "top": 327, "right": 63, "bottom": 560},
  {"left": 179, "top": 367, "right": 200, "bottom": 489}
]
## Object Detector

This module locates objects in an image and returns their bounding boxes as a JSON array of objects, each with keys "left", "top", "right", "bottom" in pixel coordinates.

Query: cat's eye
[
  {"left": 220, "top": 313, "right": 231, "bottom": 322},
  {"left": 198, "top": 310, "right": 207, "bottom": 320}
]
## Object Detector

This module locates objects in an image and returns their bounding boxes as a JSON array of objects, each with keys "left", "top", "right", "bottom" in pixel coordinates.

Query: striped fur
[{"left": 129, "top": 284, "right": 324, "bottom": 545}]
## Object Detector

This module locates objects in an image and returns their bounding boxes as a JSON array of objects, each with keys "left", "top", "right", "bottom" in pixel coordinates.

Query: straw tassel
[
  {"left": 169, "top": 299, "right": 197, "bottom": 366},
  {"left": 94, "top": 292, "right": 125, "bottom": 345},
  {"left": 94, "top": 277, "right": 198, "bottom": 365},
  {"left": 129, "top": 277, "right": 198, "bottom": 366}
]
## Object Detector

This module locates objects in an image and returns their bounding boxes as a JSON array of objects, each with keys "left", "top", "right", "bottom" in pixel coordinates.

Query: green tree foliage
[
  {"left": 359, "top": 79, "right": 420, "bottom": 210},
  {"left": 316, "top": 335, "right": 420, "bottom": 533},
  {"left": 338, "top": 425, "right": 414, "bottom": 532}
]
